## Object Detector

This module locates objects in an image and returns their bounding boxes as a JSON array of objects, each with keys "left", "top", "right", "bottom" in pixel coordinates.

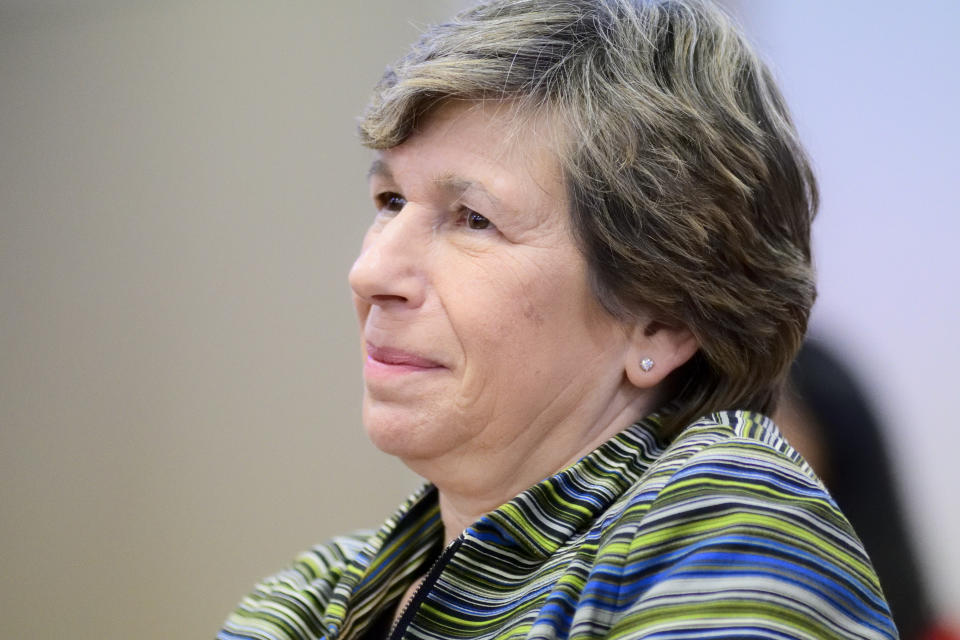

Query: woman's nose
[{"left": 348, "top": 209, "right": 427, "bottom": 309}]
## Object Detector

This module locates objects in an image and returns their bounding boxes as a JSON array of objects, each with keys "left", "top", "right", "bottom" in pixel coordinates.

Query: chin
[
  {"left": 364, "top": 418, "right": 410, "bottom": 457},
  {"left": 362, "top": 400, "right": 442, "bottom": 462}
]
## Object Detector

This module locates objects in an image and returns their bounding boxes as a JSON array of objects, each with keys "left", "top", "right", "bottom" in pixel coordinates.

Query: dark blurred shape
[{"left": 780, "top": 339, "right": 953, "bottom": 640}]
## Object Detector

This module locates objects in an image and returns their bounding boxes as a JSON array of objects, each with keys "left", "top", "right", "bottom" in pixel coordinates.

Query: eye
[
  {"left": 375, "top": 191, "right": 406, "bottom": 213},
  {"left": 464, "top": 209, "right": 492, "bottom": 230}
]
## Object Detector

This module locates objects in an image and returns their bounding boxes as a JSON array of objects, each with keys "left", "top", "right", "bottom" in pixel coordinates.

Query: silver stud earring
[{"left": 640, "top": 357, "right": 655, "bottom": 372}]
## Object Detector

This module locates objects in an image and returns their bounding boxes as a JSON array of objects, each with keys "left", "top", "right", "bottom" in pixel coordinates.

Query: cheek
[
  {"left": 453, "top": 258, "right": 569, "bottom": 369},
  {"left": 459, "top": 262, "right": 539, "bottom": 336},
  {"left": 443, "top": 272, "right": 532, "bottom": 396},
  {"left": 443, "top": 241, "right": 597, "bottom": 362},
  {"left": 521, "top": 298, "right": 546, "bottom": 326},
  {"left": 515, "top": 262, "right": 587, "bottom": 335}
]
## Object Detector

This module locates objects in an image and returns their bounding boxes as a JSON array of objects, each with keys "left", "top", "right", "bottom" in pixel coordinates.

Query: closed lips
[{"left": 366, "top": 343, "right": 443, "bottom": 368}]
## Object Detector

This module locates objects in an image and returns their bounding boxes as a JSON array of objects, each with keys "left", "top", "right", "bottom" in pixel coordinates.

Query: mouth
[{"left": 364, "top": 342, "right": 445, "bottom": 374}]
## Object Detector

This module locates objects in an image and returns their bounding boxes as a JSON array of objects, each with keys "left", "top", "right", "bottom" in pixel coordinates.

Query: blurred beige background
[
  {"left": 1, "top": 1, "right": 957, "bottom": 638},
  {"left": 0, "top": 2, "right": 456, "bottom": 637}
]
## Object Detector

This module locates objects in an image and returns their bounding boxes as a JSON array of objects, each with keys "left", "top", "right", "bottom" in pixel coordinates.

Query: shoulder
[
  {"left": 218, "top": 532, "right": 374, "bottom": 640},
  {"left": 620, "top": 411, "right": 871, "bottom": 576},
  {"left": 218, "top": 484, "right": 439, "bottom": 640},
  {"left": 650, "top": 411, "right": 831, "bottom": 516},
  {"left": 606, "top": 411, "right": 832, "bottom": 532},
  {"left": 592, "top": 411, "right": 896, "bottom": 639}
]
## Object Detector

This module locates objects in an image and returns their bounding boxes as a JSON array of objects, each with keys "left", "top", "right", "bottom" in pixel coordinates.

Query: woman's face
[{"left": 349, "top": 101, "right": 639, "bottom": 476}]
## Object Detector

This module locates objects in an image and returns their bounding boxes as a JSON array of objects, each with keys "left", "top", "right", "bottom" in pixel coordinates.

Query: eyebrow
[
  {"left": 367, "top": 159, "right": 510, "bottom": 213},
  {"left": 434, "top": 174, "right": 508, "bottom": 212},
  {"left": 366, "top": 159, "right": 393, "bottom": 181}
]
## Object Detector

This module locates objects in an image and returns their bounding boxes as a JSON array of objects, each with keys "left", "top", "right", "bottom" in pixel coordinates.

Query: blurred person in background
[
  {"left": 778, "top": 339, "right": 960, "bottom": 640},
  {"left": 219, "top": 1, "right": 896, "bottom": 638}
]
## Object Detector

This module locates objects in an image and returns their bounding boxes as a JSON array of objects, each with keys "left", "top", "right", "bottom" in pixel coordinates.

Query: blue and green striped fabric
[{"left": 219, "top": 411, "right": 897, "bottom": 639}]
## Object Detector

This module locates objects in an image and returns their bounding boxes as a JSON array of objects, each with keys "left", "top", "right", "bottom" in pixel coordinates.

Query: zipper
[{"left": 387, "top": 534, "right": 464, "bottom": 640}]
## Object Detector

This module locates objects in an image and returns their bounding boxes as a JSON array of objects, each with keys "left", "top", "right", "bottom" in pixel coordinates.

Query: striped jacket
[{"left": 219, "top": 411, "right": 897, "bottom": 639}]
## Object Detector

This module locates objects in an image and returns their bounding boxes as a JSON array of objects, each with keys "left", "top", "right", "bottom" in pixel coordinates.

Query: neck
[{"left": 417, "top": 387, "right": 657, "bottom": 545}]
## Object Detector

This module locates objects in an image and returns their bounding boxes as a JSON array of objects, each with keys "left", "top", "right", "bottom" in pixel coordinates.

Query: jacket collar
[
  {"left": 326, "top": 413, "right": 671, "bottom": 638},
  {"left": 466, "top": 412, "right": 670, "bottom": 559}
]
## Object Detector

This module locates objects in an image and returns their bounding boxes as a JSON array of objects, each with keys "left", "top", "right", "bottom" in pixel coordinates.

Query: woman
[{"left": 220, "top": 1, "right": 896, "bottom": 638}]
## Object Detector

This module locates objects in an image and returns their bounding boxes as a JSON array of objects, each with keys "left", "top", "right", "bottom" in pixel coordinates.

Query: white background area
[{"left": 1, "top": 1, "right": 957, "bottom": 637}]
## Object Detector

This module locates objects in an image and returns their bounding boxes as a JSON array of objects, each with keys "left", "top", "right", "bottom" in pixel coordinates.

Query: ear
[{"left": 623, "top": 319, "right": 699, "bottom": 389}]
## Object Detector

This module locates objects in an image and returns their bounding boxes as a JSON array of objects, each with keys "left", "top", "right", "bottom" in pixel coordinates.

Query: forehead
[{"left": 371, "top": 100, "right": 567, "bottom": 208}]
